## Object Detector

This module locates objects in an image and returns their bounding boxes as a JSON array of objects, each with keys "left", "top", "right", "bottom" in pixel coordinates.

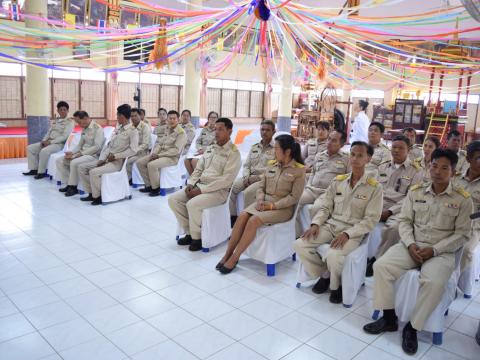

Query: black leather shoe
[
  {"left": 366, "top": 257, "right": 376, "bottom": 277},
  {"left": 23, "top": 170, "right": 37, "bottom": 176},
  {"left": 312, "top": 277, "right": 330, "bottom": 294},
  {"left": 80, "top": 194, "right": 94, "bottom": 202},
  {"left": 230, "top": 216, "right": 238, "bottom": 227},
  {"left": 140, "top": 186, "right": 152, "bottom": 193},
  {"left": 34, "top": 173, "right": 47, "bottom": 179},
  {"left": 149, "top": 188, "right": 161, "bottom": 197},
  {"left": 402, "top": 323, "right": 418, "bottom": 355},
  {"left": 215, "top": 262, "right": 224, "bottom": 271},
  {"left": 219, "top": 262, "right": 237, "bottom": 274},
  {"left": 65, "top": 187, "right": 79, "bottom": 197},
  {"left": 91, "top": 197, "right": 102, "bottom": 206},
  {"left": 363, "top": 317, "right": 398, "bottom": 335},
  {"left": 329, "top": 287, "right": 343, "bottom": 304},
  {"left": 59, "top": 186, "right": 69, "bottom": 193},
  {"left": 129, "top": 179, "right": 133, "bottom": 186},
  {"left": 189, "top": 240, "right": 202, "bottom": 251},
  {"left": 177, "top": 235, "right": 192, "bottom": 245}
]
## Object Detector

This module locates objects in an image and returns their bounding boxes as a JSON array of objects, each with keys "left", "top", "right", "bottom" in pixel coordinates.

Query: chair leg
[
  {"left": 432, "top": 332, "right": 443, "bottom": 345},
  {"left": 79, "top": 190, "right": 85, "bottom": 195},
  {"left": 372, "top": 310, "right": 380, "bottom": 320},
  {"left": 292, "top": 253, "right": 296, "bottom": 262},
  {"left": 266, "top": 264, "right": 275, "bottom": 277},
  {"left": 56, "top": 181, "right": 61, "bottom": 186},
  {"left": 202, "top": 247, "right": 209, "bottom": 253},
  {"left": 296, "top": 282, "right": 301, "bottom": 288},
  {"left": 444, "top": 309, "right": 449, "bottom": 316},
  {"left": 160, "top": 189, "right": 167, "bottom": 196},
  {"left": 464, "top": 294, "right": 472, "bottom": 299},
  {"left": 132, "top": 184, "right": 138, "bottom": 188}
]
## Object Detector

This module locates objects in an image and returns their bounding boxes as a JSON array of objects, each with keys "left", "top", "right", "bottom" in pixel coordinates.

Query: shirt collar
[
  {"left": 425, "top": 181, "right": 454, "bottom": 196},
  {"left": 463, "top": 168, "right": 480, "bottom": 183}
]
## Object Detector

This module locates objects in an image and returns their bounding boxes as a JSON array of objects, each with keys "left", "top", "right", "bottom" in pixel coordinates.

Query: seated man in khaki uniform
[
  {"left": 402, "top": 127, "right": 423, "bottom": 161},
  {"left": 446, "top": 130, "right": 469, "bottom": 175},
  {"left": 180, "top": 109, "right": 196, "bottom": 156},
  {"left": 136, "top": 110, "right": 187, "bottom": 197},
  {"left": 24, "top": 101, "right": 74, "bottom": 179},
  {"left": 78, "top": 104, "right": 139, "bottom": 205},
  {"left": 126, "top": 108, "right": 151, "bottom": 183},
  {"left": 453, "top": 141, "right": 480, "bottom": 273},
  {"left": 153, "top": 107, "right": 168, "bottom": 139},
  {"left": 294, "top": 141, "right": 383, "bottom": 304},
  {"left": 365, "top": 135, "right": 423, "bottom": 276},
  {"left": 57, "top": 111, "right": 104, "bottom": 197},
  {"left": 302, "top": 121, "right": 330, "bottom": 173},
  {"left": 229, "top": 120, "right": 275, "bottom": 225},
  {"left": 363, "top": 149, "right": 473, "bottom": 356},
  {"left": 168, "top": 117, "right": 241, "bottom": 251},
  {"left": 366, "top": 121, "right": 391, "bottom": 173},
  {"left": 184, "top": 111, "right": 219, "bottom": 175},
  {"left": 295, "top": 130, "right": 349, "bottom": 237}
]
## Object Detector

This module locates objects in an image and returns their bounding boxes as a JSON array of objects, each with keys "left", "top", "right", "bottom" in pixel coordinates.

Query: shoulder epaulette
[
  {"left": 367, "top": 177, "right": 379, "bottom": 187},
  {"left": 455, "top": 186, "right": 470, "bottom": 198},
  {"left": 295, "top": 162, "right": 305, "bottom": 168},
  {"left": 380, "top": 143, "right": 390, "bottom": 150},
  {"left": 267, "top": 160, "right": 277, "bottom": 165},
  {"left": 177, "top": 126, "right": 185, "bottom": 134},
  {"left": 336, "top": 174, "right": 349, "bottom": 181},
  {"left": 231, "top": 143, "right": 238, "bottom": 152},
  {"left": 410, "top": 183, "right": 423, "bottom": 191},
  {"left": 411, "top": 161, "right": 421, "bottom": 170},
  {"left": 459, "top": 149, "right": 467, "bottom": 156}
]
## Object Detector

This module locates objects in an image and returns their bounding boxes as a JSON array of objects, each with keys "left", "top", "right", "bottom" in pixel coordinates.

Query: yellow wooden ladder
[{"left": 425, "top": 113, "right": 449, "bottom": 144}]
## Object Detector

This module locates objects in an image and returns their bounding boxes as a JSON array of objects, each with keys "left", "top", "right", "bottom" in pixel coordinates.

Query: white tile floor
[{"left": 0, "top": 158, "right": 479, "bottom": 360}]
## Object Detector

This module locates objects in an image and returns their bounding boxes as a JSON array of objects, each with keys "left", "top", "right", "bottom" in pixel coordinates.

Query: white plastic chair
[
  {"left": 295, "top": 236, "right": 369, "bottom": 308},
  {"left": 131, "top": 133, "right": 158, "bottom": 187},
  {"left": 244, "top": 204, "right": 299, "bottom": 276},
  {"left": 298, "top": 204, "right": 313, "bottom": 235},
  {"left": 458, "top": 243, "right": 480, "bottom": 299},
  {"left": 159, "top": 155, "right": 187, "bottom": 195},
  {"left": 100, "top": 157, "right": 132, "bottom": 204},
  {"left": 367, "top": 223, "right": 384, "bottom": 259},
  {"left": 185, "top": 128, "right": 203, "bottom": 159},
  {"left": 372, "top": 248, "right": 464, "bottom": 345},
  {"left": 47, "top": 132, "right": 81, "bottom": 184}
]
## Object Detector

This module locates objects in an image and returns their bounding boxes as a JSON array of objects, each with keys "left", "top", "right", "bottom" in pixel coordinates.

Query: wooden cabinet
[{"left": 393, "top": 99, "right": 425, "bottom": 130}]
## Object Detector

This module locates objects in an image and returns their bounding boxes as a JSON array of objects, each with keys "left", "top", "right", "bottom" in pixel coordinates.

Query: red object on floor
[{"left": 0, "top": 126, "right": 85, "bottom": 136}]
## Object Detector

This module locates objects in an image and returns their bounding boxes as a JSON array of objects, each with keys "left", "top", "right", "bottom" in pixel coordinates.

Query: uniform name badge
[
  {"left": 354, "top": 194, "right": 368, "bottom": 200},
  {"left": 446, "top": 203, "right": 459, "bottom": 209}
]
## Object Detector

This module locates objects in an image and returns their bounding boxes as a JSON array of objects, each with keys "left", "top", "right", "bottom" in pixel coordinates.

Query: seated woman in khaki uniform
[
  {"left": 416, "top": 136, "right": 440, "bottom": 182},
  {"left": 216, "top": 134, "right": 306, "bottom": 274}
]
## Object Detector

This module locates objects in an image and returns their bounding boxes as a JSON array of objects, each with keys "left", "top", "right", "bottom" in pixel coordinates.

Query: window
[
  {"left": 81, "top": 80, "right": 104, "bottom": 118},
  {"left": 0, "top": 76, "right": 22, "bottom": 119},
  {"left": 221, "top": 89, "right": 236, "bottom": 117}
]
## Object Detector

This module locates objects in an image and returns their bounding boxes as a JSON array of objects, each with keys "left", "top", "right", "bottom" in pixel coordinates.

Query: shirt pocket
[
  {"left": 350, "top": 194, "right": 369, "bottom": 218},
  {"left": 435, "top": 206, "right": 459, "bottom": 230},
  {"left": 413, "top": 203, "right": 429, "bottom": 225}
]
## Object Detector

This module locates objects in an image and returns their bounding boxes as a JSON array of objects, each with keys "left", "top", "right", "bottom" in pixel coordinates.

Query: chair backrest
[
  {"left": 120, "top": 156, "right": 129, "bottom": 173},
  {"left": 103, "top": 126, "right": 115, "bottom": 142},
  {"left": 150, "top": 133, "right": 157, "bottom": 148},
  {"left": 237, "top": 129, "right": 260, "bottom": 155}
]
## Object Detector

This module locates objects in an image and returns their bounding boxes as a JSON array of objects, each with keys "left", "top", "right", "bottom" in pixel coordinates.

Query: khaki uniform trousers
[
  {"left": 295, "top": 188, "right": 323, "bottom": 238},
  {"left": 373, "top": 243, "right": 455, "bottom": 330},
  {"left": 229, "top": 179, "right": 261, "bottom": 216},
  {"left": 461, "top": 231, "right": 480, "bottom": 271},
  {"left": 135, "top": 155, "right": 176, "bottom": 189},
  {"left": 126, "top": 150, "right": 149, "bottom": 180},
  {"left": 168, "top": 189, "right": 228, "bottom": 239},
  {"left": 78, "top": 159, "right": 123, "bottom": 198},
  {"left": 293, "top": 224, "right": 361, "bottom": 290},
  {"left": 27, "top": 142, "right": 63, "bottom": 173},
  {"left": 56, "top": 155, "right": 96, "bottom": 186}
]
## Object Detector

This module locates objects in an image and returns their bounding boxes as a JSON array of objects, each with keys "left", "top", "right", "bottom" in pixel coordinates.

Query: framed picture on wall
[
  {"left": 47, "top": 0, "right": 63, "bottom": 20},
  {"left": 67, "top": 0, "right": 86, "bottom": 25},
  {"left": 89, "top": 0, "right": 107, "bottom": 26}
]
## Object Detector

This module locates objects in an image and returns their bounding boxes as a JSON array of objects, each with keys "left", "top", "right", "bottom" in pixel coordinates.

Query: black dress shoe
[
  {"left": 402, "top": 323, "right": 418, "bottom": 355},
  {"left": 65, "top": 187, "right": 79, "bottom": 197},
  {"left": 59, "top": 186, "right": 70, "bottom": 193},
  {"left": 149, "top": 188, "right": 161, "bottom": 197},
  {"left": 189, "top": 240, "right": 202, "bottom": 251},
  {"left": 80, "top": 194, "right": 94, "bottom": 202},
  {"left": 34, "top": 173, "right": 47, "bottom": 179},
  {"left": 230, "top": 216, "right": 238, "bottom": 228},
  {"left": 329, "top": 286, "right": 343, "bottom": 304},
  {"left": 22, "top": 170, "right": 37, "bottom": 176},
  {"left": 91, "top": 197, "right": 102, "bottom": 206},
  {"left": 140, "top": 186, "right": 152, "bottom": 193},
  {"left": 219, "top": 262, "right": 237, "bottom": 274},
  {"left": 177, "top": 235, "right": 192, "bottom": 245},
  {"left": 363, "top": 317, "right": 398, "bottom": 335},
  {"left": 366, "top": 257, "right": 376, "bottom": 277},
  {"left": 129, "top": 179, "right": 133, "bottom": 186},
  {"left": 312, "top": 277, "right": 330, "bottom": 294},
  {"left": 215, "top": 262, "right": 224, "bottom": 271}
]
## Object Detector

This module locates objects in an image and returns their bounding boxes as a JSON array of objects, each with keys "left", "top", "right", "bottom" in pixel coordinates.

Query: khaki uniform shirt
[
  {"left": 135, "top": 121, "right": 152, "bottom": 155},
  {"left": 302, "top": 139, "right": 327, "bottom": 168},
  {"left": 196, "top": 126, "right": 216, "bottom": 152},
  {"left": 42, "top": 117, "right": 75, "bottom": 145},
  {"left": 408, "top": 144, "right": 423, "bottom": 161},
  {"left": 154, "top": 124, "right": 168, "bottom": 139},
  {"left": 456, "top": 150, "right": 469, "bottom": 175},
  {"left": 242, "top": 141, "right": 275, "bottom": 183},
  {"left": 377, "top": 159, "right": 423, "bottom": 215},
  {"left": 189, "top": 140, "right": 241, "bottom": 193},
  {"left": 256, "top": 159, "right": 306, "bottom": 209},
  {"left": 399, "top": 182, "right": 473, "bottom": 255},
  {"left": 454, "top": 169, "right": 480, "bottom": 230},
  {"left": 152, "top": 124, "right": 187, "bottom": 160},
  {"left": 366, "top": 143, "right": 392, "bottom": 171},
  {"left": 181, "top": 122, "right": 196, "bottom": 154},
  {"left": 414, "top": 157, "right": 431, "bottom": 183},
  {"left": 312, "top": 173, "right": 383, "bottom": 240},
  {"left": 71, "top": 121, "right": 104, "bottom": 157},
  {"left": 307, "top": 150, "right": 349, "bottom": 192},
  {"left": 99, "top": 123, "right": 139, "bottom": 161}
]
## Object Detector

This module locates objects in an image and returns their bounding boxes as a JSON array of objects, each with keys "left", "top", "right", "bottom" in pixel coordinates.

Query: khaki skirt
[{"left": 244, "top": 203, "right": 294, "bottom": 225}]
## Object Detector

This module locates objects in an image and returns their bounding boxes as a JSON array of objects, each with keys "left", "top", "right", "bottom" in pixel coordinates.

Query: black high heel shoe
[
  {"left": 215, "top": 262, "right": 224, "bottom": 271},
  {"left": 219, "top": 262, "right": 237, "bottom": 274}
]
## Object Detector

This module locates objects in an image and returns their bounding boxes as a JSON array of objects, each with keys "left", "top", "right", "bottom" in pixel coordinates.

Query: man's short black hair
[
  {"left": 392, "top": 134, "right": 410, "bottom": 147},
  {"left": 467, "top": 140, "right": 480, "bottom": 158},
  {"left": 332, "top": 130, "right": 347, "bottom": 144},
  {"left": 431, "top": 148, "right": 458, "bottom": 169},
  {"left": 158, "top": 107, "right": 167, "bottom": 113},
  {"left": 316, "top": 121, "right": 330, "bottom": 131},
  {"left": 167, "top": 110, "right": 179, "bottom": 118},
  {"left": 351, "top": 141, "right": 374, "bottom": 157},
  {"left": 73, "top": 110, "right": 89, "bottom": 119},
  {"left": 216, "top": 117, "right": 233, "bottom": 130},
  {"left": 131, "top": 108, "right": 140, "bottom": 114},
  {"left": 181, "top": 109, "right": 192, "bottom": 117},
  {"left": 447, "top": 129, "right": 461, "bottom": 140},
  {"left": 260, "top": 120, "right": 275, "bottom": 131},
  {"left": 57, "top": 101, "right": 69, "bottom": 110},
  {"left": 369, "top": 121, "right": 385, "bottom": 134},
  {"left": 117, "top": 104, "right": 132, "bottom": 119},
  {"left": 139, "top": 108, "right": 146, "bottom": 116},
  {"left": 402, "top": 127, "right": 416, "bottom": 134}
]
